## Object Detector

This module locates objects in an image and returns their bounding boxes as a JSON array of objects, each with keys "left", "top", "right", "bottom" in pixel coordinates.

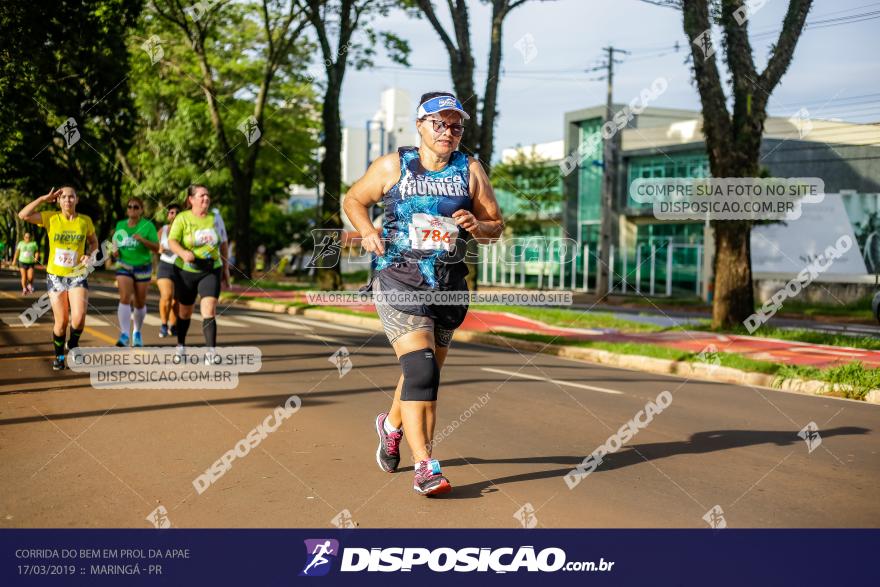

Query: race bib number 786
[{"left": 408, "top": 213, "right": 459, "bottom": 252}]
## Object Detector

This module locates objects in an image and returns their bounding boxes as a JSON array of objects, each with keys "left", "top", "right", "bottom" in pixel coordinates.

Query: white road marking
[
  {"left": 304, "top": 333, "right": 346, "bottom": 345},
  {"left": 2, "top": 312, "right": 111, "bottom": 327},
  {"left": 215, "top": 317, "right": 247, "bottom": 328},
  {"left": 86, "top": 315, "right": 111, "bottom": 327},
  {"left": 143, "top": 313, "right": 163, "bottom": 326},
  {"left": 1, "top": 312, "right": 28, "bottom": 327},
  {"left": 284, "top": 315, "right": 371, "bottom": 334},
  {"left": 136, "top": 313, "right": 246, "bottom": 329},
  {"left": 481, "top": 367, "right": 623, "bottom": 395},
  {"left": 235, "top": 314, "right": 311, "bottom": 331}
]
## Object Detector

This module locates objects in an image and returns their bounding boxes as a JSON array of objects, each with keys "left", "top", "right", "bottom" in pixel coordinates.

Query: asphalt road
[{"left": 1, "top": 274, "right": 878, "bottom": 529}]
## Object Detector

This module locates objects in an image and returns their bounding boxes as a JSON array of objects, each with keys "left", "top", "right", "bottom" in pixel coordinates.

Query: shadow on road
[{"left": 433, "top": 426, "right": 871, "bottom": 499}]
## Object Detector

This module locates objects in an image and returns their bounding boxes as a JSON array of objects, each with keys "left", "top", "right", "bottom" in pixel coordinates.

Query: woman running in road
[
  {"left": 14, "top": 232, "right": 40, "bottom": 294},
  {"left": 18, "top": 187, "right": 99, "bottom": 370},
  {"left": 157, "top": 203, "right": 181, "bottom": 338},
  {"left": 111, "top": 197, "right": 159, "bottom": 348},
  {"left": 344, "top": 92, "right": 503, "bottom": 496},
  {"left": 167, "top": 185, "right": 230, "bottom": 364}
]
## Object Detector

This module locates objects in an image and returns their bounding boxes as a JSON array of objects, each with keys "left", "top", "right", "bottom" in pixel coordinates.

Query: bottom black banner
[{"left": 2, "top": 529, "right": 876, "bottom": 585}]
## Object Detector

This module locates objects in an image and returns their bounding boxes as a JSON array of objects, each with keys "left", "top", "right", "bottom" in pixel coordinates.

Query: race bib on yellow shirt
[
  {"left": 409, "top": 213, "right": 458, "bottom": 252},
  {"left": 54, "top": 247, "right": 78, "bottom": 268}
]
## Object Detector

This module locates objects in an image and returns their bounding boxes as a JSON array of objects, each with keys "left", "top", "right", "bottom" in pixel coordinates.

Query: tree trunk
[
  {"left": 447, "top": 56, "right": 479, "bottom": 293},
  {"left": 711, "top": 220, "right": 754, "bottom": 329},
  {"left": 450, "top": 61, "right": 479, "bottom": 157},
  {"left": 708, "top": 115, "right": 763, "bottom": 329},
  {"left": 233, "top": 175, "right": 253, "bottom": 279},
  {"left": 681, "top": 0, "right": 812, "bottom": 330},
  {"left": 478, "top": 7, "right": 504, "bottom": 168},
  {"left": 317, "top": 76, "right": 343, "bottom": 290},
  {"left": 193, "top": 41, "right": 253, "bottom": 278}
]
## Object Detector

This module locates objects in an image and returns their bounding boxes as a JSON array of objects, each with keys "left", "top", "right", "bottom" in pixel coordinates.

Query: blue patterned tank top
[{"left": 372, "top": 147, "right": 472, "bottom": 290}]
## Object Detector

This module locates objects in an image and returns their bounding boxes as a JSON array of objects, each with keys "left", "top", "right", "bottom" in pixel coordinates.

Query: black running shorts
[{"left": 173, "top": 265, "right": 221, "bottom": 305}]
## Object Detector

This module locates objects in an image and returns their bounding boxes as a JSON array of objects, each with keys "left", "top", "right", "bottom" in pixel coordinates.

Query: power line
[
  {"left": 626, "top": 5, "right": 880, "bottom": 64},
  {"left": 770, "top": 92, "right": 880, "bottom": 109},
  {"left": 761, "top": 155, "right": 880, "bottom": 164},
  {"left": 802, "top": 109, "right": 880, "bottom": 119},
  {"left": 750, "top": 8, "right": 880, "bottom": 39},
  {"left": 767, "top": 124, "right": 880, "bottom": 134},
  {"left": 369, "top": 4, "right": 879, "bottom": 77},
  {"left": 801, "top": 0, "right": 880, "bottom": 18}
]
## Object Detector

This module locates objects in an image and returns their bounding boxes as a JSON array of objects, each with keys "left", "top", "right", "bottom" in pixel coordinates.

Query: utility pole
[{"left": 596, "top": 46, "right": 628, "bottom": 298}]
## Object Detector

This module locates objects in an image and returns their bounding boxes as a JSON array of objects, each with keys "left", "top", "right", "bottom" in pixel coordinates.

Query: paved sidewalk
[{"left": 224, "top": 286, "right": 878, "bottom": 369}]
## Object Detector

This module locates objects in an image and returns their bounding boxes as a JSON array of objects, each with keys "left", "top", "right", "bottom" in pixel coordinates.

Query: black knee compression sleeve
[{"left": 400, "top": 348, "right": 440, "bottom": 401}]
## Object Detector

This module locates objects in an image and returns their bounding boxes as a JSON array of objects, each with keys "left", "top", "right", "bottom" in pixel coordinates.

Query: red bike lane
[{"left": 226, "top": 287, "right": 878, "bottom": 369}]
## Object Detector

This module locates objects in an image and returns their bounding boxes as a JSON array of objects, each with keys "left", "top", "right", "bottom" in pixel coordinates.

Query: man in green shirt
[
  {"left": 13, "top": 232, "right": 40, "bottom": 294},
  {"left": 111, "top": 197, "right": 159, "bottom": 347}
]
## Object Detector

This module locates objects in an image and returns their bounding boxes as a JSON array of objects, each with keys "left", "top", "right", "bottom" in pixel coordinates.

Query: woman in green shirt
[
  {"left": 111, "top": 196, "right": 159, "bottom": 348},
  {"left": 13, "top": 232, "right": 40, "bottom": 294},
  {"left": 167, "top": 185, "right": 230, "bottom": 364}
]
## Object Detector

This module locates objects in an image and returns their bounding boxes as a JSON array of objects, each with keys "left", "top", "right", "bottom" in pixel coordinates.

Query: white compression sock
[
  {"left": 133, "top": 306, "right": 146, "bottom": 334},
  {"left": 117, "top": 303, "right": 132, "bottom": 336},
  {"left": 384, "top": 416, "right": 401, "bottom": 435}
]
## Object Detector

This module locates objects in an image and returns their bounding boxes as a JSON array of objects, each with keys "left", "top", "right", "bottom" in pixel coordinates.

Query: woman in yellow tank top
[{"left": 19, "top": 186, "right": 99, "bottom": 371}]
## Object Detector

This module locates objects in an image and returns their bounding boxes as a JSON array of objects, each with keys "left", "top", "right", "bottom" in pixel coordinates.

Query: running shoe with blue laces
[
  {"left": 52, "top": 355, "right": 66, "bottom": 371},
  {"left": 133, "top": 332, "right": 143, "bottom": 347},
  {"left": 159, "top": 324, "right": 169, "bottom": 338},
  {"left": 375, "top": 413, "right": 403, "bottom": 473},
  {"left": 116, "top": 333, "right": 130, "bottom": 347}
]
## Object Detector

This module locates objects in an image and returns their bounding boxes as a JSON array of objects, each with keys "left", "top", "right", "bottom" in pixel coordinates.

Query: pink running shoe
[{"left": 375, "top": 413, "right": 403, "bottom": 473}]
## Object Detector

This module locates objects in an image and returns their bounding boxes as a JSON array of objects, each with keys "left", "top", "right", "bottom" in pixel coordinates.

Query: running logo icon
[
  {"left": 703, "top": 505, "right": 727, "bottom": 529},
  {"left": 300, "top": 539, "right": 340, "bottom": 577},
  {"left": 141, "top": 35, "right": 164, "bottom": 65},
  {"left": 145, "top": 505, "right": 172, "bottom": 529},
  {"left": 798, "top": 422, "right": 822, "bottom": 453},
  {"left": 513, "top": 503, "right": 538, "bottom": 528},
  {"left": 692, "top": 29, "right": 716, "bottom": 59},
  {"left": 238, "top": 115, "right": 261, "bottom": 146},
  {"left": 57, "top": 117, "right": 80, "bottom": 148},
  {"left": 308, "top": 229, "right": 343, "bottom": 269},
  {"left": 329, "top": 347, "right": 352, "bottom": 378}
]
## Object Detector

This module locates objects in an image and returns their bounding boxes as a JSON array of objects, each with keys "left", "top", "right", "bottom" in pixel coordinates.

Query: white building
[
  {"left": 341, "top": 87, "right": 419, "bottom": 187},
  {"left": 340, "top": 87, "right": 419, "bottom": 232}
]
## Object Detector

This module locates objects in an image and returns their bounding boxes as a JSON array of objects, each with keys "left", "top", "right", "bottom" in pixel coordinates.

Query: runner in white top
[{"left": 156, "top": 203, "right": 181, "bottom": 338}]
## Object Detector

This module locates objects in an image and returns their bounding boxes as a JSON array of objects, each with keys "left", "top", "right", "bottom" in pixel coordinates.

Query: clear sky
[{"left": 334, "top": 0, "right": 880, "bottom": 161}]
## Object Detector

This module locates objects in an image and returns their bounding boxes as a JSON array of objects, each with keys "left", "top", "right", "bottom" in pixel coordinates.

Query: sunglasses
[
  {"left": 128, "top": 204, "right": 141, "bottom": 210},
  {"left": 421, "top": 118, "right": 465, "bottom": 137}
]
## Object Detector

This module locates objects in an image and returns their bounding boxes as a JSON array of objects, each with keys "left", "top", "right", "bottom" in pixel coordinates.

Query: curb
[{"left": 228, "top": 298, "right": 880, "bottom": 405}]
